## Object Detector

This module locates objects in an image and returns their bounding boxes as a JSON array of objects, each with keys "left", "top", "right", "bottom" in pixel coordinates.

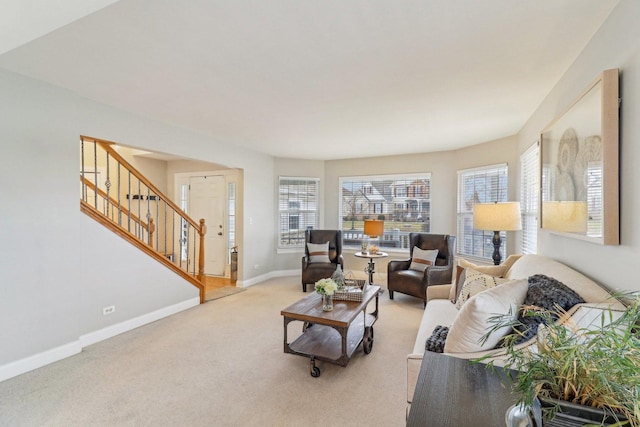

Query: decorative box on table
[{"left": 333, "top": 279, "right": 367, "bottom": 301}]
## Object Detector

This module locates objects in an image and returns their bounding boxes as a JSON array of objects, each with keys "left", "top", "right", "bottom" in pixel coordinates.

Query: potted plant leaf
[{"left": 480, "top": 295, "right": 640, "bottom": 427}]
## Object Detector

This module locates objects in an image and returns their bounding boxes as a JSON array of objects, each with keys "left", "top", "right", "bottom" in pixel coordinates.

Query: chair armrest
[
  {"left": 388, "top": 258, "right": 411, "bottom": 273},
  {"left": 426, "top": 284, "right": 452, "bottom": 301},
  {"left": 424, "top": 265, "right": 453, "bottom": 286},
  {"left": 301, "top": 256, "right": 309, "bottom": 269}
]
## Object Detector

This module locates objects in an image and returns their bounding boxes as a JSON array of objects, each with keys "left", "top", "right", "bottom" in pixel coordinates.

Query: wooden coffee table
[{"left": 281, "top": 285, "right": 381, "bottom": 377}]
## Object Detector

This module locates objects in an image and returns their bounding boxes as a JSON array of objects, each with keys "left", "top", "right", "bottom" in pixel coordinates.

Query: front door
[{"left": 189, "top": 175, "right": 226, "bottom": 276}]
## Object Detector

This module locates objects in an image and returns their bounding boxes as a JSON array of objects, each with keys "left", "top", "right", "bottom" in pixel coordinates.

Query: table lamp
[
  {"left": 473, "top": 202, "right": 522, "bottom": 265},
  {"left": 363, "top": 219, "right": 384, "bottom": 253}
]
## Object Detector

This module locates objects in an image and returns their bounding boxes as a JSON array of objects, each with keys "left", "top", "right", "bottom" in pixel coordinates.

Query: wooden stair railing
[{"left": 79, "top": 135, "right": 207, "bottom": 303}]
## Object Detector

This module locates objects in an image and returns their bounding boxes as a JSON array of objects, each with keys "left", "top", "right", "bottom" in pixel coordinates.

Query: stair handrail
[{"left": 82, "top": 135, "right": 202, "bottom": 232}]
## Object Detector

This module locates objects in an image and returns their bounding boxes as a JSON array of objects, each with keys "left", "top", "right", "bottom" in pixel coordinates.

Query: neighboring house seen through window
[{"left": 339, "top": 173, "right": 431, "bottom": 250}]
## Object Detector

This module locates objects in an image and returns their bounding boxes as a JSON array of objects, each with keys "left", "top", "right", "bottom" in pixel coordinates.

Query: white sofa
[{"left": 406, "top": 254, "right": 626, "bottom": 409}]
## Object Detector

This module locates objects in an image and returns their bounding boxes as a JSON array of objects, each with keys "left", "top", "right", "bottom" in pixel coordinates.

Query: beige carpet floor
[
  {"left": 205, "top": 286, "right": 247, "bottom": 301},
  {"left": 0, "top": 275, "right": 424, "bottom": 427}
]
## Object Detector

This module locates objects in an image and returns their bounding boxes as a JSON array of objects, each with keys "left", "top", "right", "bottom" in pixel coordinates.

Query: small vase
[{"left": 322, "top": 294, "right": 333, "bottom": 311}]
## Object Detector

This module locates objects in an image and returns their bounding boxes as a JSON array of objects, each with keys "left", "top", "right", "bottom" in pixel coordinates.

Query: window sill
[{"left": 277, "top": 247, "right": 304, "bottom": 255}]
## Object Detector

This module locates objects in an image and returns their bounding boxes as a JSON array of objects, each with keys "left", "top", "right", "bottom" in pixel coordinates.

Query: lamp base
[{"left": 491, "top": 231, "right": 502, "bottom": 265}]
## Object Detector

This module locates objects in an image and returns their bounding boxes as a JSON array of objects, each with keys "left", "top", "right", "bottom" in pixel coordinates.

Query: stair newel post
[
  {"left": 148, "top": 218, "right": 155, "bottom": 246},
  {"left": 197, "top": 218, "right": 207, "bottom": 283}
]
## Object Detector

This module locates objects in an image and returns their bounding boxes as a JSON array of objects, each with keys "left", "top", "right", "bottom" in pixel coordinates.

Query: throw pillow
[
  {"left": 455, "top": 268, "right": 510, "bottom": 309},
  {"left": 425, "top": 325, "right": 449, "bottom": 353},
  {"left": 458, "top": 258, "right": 509, "bottom": 277},
  {"left": 307, "top": 242, "right": 331, "bottom": 263},
  {"left": 409, "top": 247, "right": 438, "bottom": 272},
  {"left": 444, "top": 278, "right": 528, "bottom": 353},
  {"left": 511, "top": 274, "right": 586, "bottom": 345}
]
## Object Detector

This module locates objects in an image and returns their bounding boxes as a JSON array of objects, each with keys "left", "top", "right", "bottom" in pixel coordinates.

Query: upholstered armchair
[
  {"left": 387, "top": 233, "right": 456, "bottom": 307},
  {"left": 301, "top": 229, "right": 344, "bottom": 292}
]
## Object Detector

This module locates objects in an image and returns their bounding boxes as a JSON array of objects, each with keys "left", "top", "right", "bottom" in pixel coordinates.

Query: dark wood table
[
  {"left": 281, "top": 285, "right": 381, "bottom": 377},
  {"left": 406, "top": 352, "right": 517, "bottom": 426}
]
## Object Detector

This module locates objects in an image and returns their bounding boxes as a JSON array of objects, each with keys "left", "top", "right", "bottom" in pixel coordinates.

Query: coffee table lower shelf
[{"left": 287, "top": 314, "right": 375, "bottom": 376}]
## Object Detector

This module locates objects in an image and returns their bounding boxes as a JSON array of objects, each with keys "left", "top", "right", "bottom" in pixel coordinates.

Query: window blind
[
  {"left": 520, "top": 142, "right": 539, "bottom": 254},
  {"left": 456, "top": 164, "right": 508, "bottom": 260},
  {"left": 278, "top": 177, "right": 319, "bottom": 248}
]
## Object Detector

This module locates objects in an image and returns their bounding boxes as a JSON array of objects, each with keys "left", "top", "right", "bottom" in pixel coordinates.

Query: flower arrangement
[
  {"left": 368, "top": 244, "right": 379, "bottom": 254},
  {"left": 315, "top": 278, "right": 338, "bottom": 296}
]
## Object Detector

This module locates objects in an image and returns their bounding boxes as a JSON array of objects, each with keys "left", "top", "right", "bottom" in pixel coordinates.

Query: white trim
[
  {"left": 238, "top": 269, "right": 298, "bottom": 288},
  {"left": 0, "top": 297, "right": 199, "bottom": 383},
  {"left": 338, "top": 172, "right": 432, "bottom": 181},
  {"left": 0, "top": 341, "right": 82, "bottom": 383},
  {"left": 456, "top": 162, "right": 508, "bottom": 175},
  {"left": 79, "top": 297, "right": 199, "bottom": 347}
]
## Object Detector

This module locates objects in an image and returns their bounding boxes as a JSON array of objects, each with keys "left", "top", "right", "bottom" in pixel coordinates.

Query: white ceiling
[{"left": 0, "top": 0, "right": 619, "bottom": 160}]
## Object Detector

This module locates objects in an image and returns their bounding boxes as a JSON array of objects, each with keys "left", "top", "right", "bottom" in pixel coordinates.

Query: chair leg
[
  {"left": 423, "top": 300, "right": 427, "bottom": 308},
  {"left": 389, "top": 290, "right": 394, "bottom": 300},
  {"left": 302, "top": 283, "right": 307, "bottom": 292}
]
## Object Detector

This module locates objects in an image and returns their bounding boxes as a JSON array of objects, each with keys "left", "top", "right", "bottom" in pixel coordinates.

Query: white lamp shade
[{"left": 473, "top": 202, "right": 522, "bottom": 231}]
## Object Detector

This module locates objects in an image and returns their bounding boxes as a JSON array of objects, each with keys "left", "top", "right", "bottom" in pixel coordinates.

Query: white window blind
[
  {"left": 339, "top": 173, "right": 431, "bottom": 250},
  {"left": 457, "top": 164, "right": 508, "bottom": 260},
  {"left": 278, "top": 177, "right": 319, "bottom": 248},
  {"left": 520, "top": 143, "right": 539, "bottom": 254},
  {"left": 586, "top": 161, "right": 603, "bottom": 237}
]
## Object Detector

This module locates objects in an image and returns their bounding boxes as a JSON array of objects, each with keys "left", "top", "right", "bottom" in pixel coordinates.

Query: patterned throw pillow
[
  {"left": 307, "top": 242, "right": 330, "bottom": 263},
  {"left": 425, "top": 325, "right": 449, "bottom": 353},
  {"left": 409, "top": 247, "right": 439, "bottom": 272},
  {"left": 455, "top": 268, "right": 510, "bottom": 309},
  {"left": 511, "top": 274, "right": 585, "bottom": 344}
]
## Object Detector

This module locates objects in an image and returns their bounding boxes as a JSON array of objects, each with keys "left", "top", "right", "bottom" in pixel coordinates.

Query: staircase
[{"left": 79, "top": 135, "right": 207, "bottom": 303}]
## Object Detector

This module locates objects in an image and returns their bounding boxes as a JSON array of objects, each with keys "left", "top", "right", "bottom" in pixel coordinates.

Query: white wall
[
  {"left": 0, "top": 68, "right": 276, "bottom": 372},
  {"left": 517, "top": 0, "right": 640, "bottom": 293}
]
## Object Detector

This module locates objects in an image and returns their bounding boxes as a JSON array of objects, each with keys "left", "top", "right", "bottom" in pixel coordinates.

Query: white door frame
[{"left": 174, "top": 170, "right": 239, "bottom": 277}]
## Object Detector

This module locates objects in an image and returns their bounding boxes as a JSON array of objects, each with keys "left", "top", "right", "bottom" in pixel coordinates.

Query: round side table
[{"left": 354, "top": 251, "right": 388, "bottom": 285}]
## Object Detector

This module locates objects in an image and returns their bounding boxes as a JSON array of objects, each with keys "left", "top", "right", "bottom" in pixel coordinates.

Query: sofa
[{"left": 406, "top": 254, "right": 627, "bottom": 411}]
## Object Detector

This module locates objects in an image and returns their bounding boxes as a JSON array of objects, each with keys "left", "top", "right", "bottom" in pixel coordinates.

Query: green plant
[{"left": 480, "top": 296, "right": 640, "bottom": 426}]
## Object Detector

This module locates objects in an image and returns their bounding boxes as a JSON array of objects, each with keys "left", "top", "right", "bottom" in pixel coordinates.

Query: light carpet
[
  {"left": 0, "top": 276, "right": 424, "bottom": 427},
  {"left": 205, "top": 286, "right": 246, "bottom": 301}
]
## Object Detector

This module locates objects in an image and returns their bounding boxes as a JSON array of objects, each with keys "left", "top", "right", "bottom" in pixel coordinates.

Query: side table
[
  {"left": 406, "top": 352, "right": 517, "bottom": 426},
  {"left": 354, "top": 251, "right": 388, "bottom": 285}
]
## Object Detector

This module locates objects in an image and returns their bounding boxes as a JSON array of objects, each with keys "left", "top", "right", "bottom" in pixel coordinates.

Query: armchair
[
  {"left": 387, "top": 233, "right": 456, "bottom": 307},
  {"left": 301, "top": 229, "right": 344, "bottom": 292}
]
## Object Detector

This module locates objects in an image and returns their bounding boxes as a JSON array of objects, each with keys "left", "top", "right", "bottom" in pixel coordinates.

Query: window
[
  {"left": 278, "top": 177, "right": 319, "bottom": 248},
  {"left": 520, "top": 143, "right": 539, "bottom": 254},
  {"left": 339, "top": 173, "right": 431, "bottom": 250},
  {"left": 228, "top": 181, "right": 236, "bottom": 262},
  {"left": 457, "top": 164, "right": 508, "bottom": 260}
]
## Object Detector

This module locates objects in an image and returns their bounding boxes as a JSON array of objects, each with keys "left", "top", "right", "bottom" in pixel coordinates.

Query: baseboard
[
  {"left": 79, "top": 297, "right": 200, "bottom": 347},
  {"left": 0, "top": 341, "right": 82, "bottom": 383},
  {"left": 0, "top": 297, "right": 200, "bottom": 383},
  {"left": 237, "top": 269, "right": 298, "bottom": 288}
]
